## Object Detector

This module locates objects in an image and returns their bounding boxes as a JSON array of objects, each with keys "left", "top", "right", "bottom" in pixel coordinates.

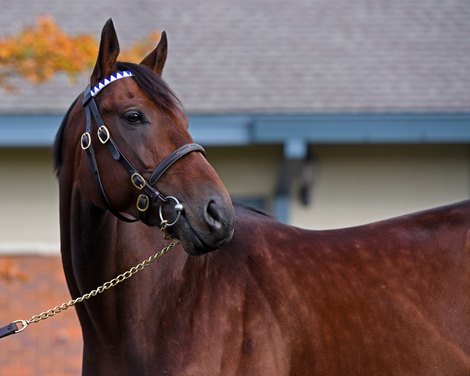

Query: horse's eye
[{"left": 123, "top": 111, "right": 144, "bottom": 124}]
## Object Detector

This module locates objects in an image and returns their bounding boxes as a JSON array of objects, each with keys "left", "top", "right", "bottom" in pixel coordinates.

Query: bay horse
[{"left": 54, "top": 19, "right": 470, "bottom": 375}]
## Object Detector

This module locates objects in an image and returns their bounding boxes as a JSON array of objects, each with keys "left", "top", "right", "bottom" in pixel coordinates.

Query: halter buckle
[
  {"left": 97, "top": 125, "right": 110, "bottom": 144},
  {"left": 131, "top": 173, "right": 146, "bottom": 190},
  {"left": 81, "top": 132, "right": 91, "bottom": 150},
  {"left": 136, "top": 194, "right": 150, "bottom": 212}
]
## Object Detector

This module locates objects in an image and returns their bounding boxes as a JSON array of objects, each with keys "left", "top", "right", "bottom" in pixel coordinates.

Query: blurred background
[{"left": 1, "top": 0, "right": 469, "bottom": 374}]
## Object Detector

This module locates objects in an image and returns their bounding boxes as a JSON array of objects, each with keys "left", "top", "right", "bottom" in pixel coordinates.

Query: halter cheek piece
[{"left": 81, "top": 70, "right": 205, "bottom": 225}]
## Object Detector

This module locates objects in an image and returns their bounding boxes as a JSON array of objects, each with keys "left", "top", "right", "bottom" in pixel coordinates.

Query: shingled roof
[{"left": 1, "top": 0, "right": 469, "bottom": 114}]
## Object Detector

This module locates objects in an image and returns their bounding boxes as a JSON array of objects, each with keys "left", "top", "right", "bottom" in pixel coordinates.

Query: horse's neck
[
  {"left": 63, "top": 188, "right": 166, "bottom": 273},
  {"left": 60, "top": 189, "right": 187, "bottom": 344}
]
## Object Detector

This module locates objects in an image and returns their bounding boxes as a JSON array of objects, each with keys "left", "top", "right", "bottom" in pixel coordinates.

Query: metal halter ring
[
  {"left": 13, "top": 320, "right": 28, "bottom": 334},
  {"left": 159, "top": 196, "right": 184, "bottom": 228}
]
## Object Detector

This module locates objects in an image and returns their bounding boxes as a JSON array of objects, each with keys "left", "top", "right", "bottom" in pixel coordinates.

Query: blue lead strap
[{"left": 0, "top": 322, "right": 20, "bottom": 339}]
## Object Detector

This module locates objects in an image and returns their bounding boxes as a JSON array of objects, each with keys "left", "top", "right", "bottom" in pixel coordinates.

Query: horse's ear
[
  {"left": 140, "top": 31, "right": 168, "bottom": 76},
  {"left": 91, "top": 19, "right": 120, "bottom": 84}
]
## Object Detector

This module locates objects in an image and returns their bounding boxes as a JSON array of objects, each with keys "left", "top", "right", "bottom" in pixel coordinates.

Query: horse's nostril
[{"left": 205, "top": 200, "right": 223, "bottom": 231}]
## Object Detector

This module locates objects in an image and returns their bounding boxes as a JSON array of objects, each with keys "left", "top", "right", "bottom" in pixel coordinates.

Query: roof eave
[{"left": 1, "top": 112, "right": 470, "bottom": 148}]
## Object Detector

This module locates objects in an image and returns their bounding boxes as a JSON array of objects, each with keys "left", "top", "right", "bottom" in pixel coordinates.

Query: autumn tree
[{"left": 0, "top": 16, "right": 160, "bottom": 89}]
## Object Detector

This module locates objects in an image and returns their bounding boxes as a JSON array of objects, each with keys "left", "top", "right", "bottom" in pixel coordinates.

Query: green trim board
[{"left": 1, "top": 113, "right": 469, "bottom": 147}]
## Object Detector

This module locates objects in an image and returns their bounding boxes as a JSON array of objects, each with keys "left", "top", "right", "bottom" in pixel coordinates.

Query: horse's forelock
[{"left": 116, "top": 61, "right": 183, "bottom": 116}]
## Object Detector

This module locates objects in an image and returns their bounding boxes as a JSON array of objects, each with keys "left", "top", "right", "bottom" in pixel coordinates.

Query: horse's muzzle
[{"left": 176, "top": 196, "right": 235, "bottom": 256}]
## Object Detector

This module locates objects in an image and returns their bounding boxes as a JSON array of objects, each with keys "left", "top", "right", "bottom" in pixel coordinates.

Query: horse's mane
[
  {"left": 233, "top": 201, "right": 273, "bottom": 218},
  {"left": 53, "top": 95, "right": 80, "bottom": 177},
  {"left": 53, "top": 62, "right": 183, "bottom": 177}
]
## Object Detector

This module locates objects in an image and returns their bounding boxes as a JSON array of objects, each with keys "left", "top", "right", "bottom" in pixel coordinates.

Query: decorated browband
[{"left": 90, "top": 70, "right": 134, "bottom": 97}]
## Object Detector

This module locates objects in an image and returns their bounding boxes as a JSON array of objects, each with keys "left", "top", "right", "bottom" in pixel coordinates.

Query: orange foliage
[
  {"left": 0, "top": 16, "right": 160, "bottom": 89},
  {"left": 119, "top": 31, "right": 162, "bottom": 62}
]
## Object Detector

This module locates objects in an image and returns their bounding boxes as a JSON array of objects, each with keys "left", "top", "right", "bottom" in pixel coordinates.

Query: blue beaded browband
[{"left": 90, "top": 70, "right": 133, "bottom": 97}]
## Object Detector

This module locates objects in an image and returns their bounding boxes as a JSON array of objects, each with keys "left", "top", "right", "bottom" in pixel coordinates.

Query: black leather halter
[{"left": 80, "top": 71, "right": 205, "bottom": 223}]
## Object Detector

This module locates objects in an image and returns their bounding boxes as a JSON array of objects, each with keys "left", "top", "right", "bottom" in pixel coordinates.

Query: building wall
[
  {"left": 207, "top": 145, "right": 283, "bottom": 202},
  {"left": 0, "top": 144, "right": 468, "bottom": 254},
  {"left": 0, "top": 148, "right": 59, "bottom": 253},
  {"left": 291, "top": 144, "right": 470, "bottom": 229}
]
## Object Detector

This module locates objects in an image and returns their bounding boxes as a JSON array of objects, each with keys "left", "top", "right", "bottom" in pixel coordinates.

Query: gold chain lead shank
[{"left": 14, "top": 239, "right": 179, "bottom": 333}]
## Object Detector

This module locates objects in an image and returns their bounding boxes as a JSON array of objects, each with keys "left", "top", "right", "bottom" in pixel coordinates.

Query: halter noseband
[{"left": 80, "top": 70, "right": 205, "bottom": 225}]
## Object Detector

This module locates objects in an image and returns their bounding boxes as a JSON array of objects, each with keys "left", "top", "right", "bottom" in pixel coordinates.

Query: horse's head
[{"left": 56, "top": 19, "right": 234, "bottom": 255}]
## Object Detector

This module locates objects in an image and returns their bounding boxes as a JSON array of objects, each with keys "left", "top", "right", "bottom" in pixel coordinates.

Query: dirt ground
[{"left": 0, "top": 255, "right": 82, "bottom": 375}]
